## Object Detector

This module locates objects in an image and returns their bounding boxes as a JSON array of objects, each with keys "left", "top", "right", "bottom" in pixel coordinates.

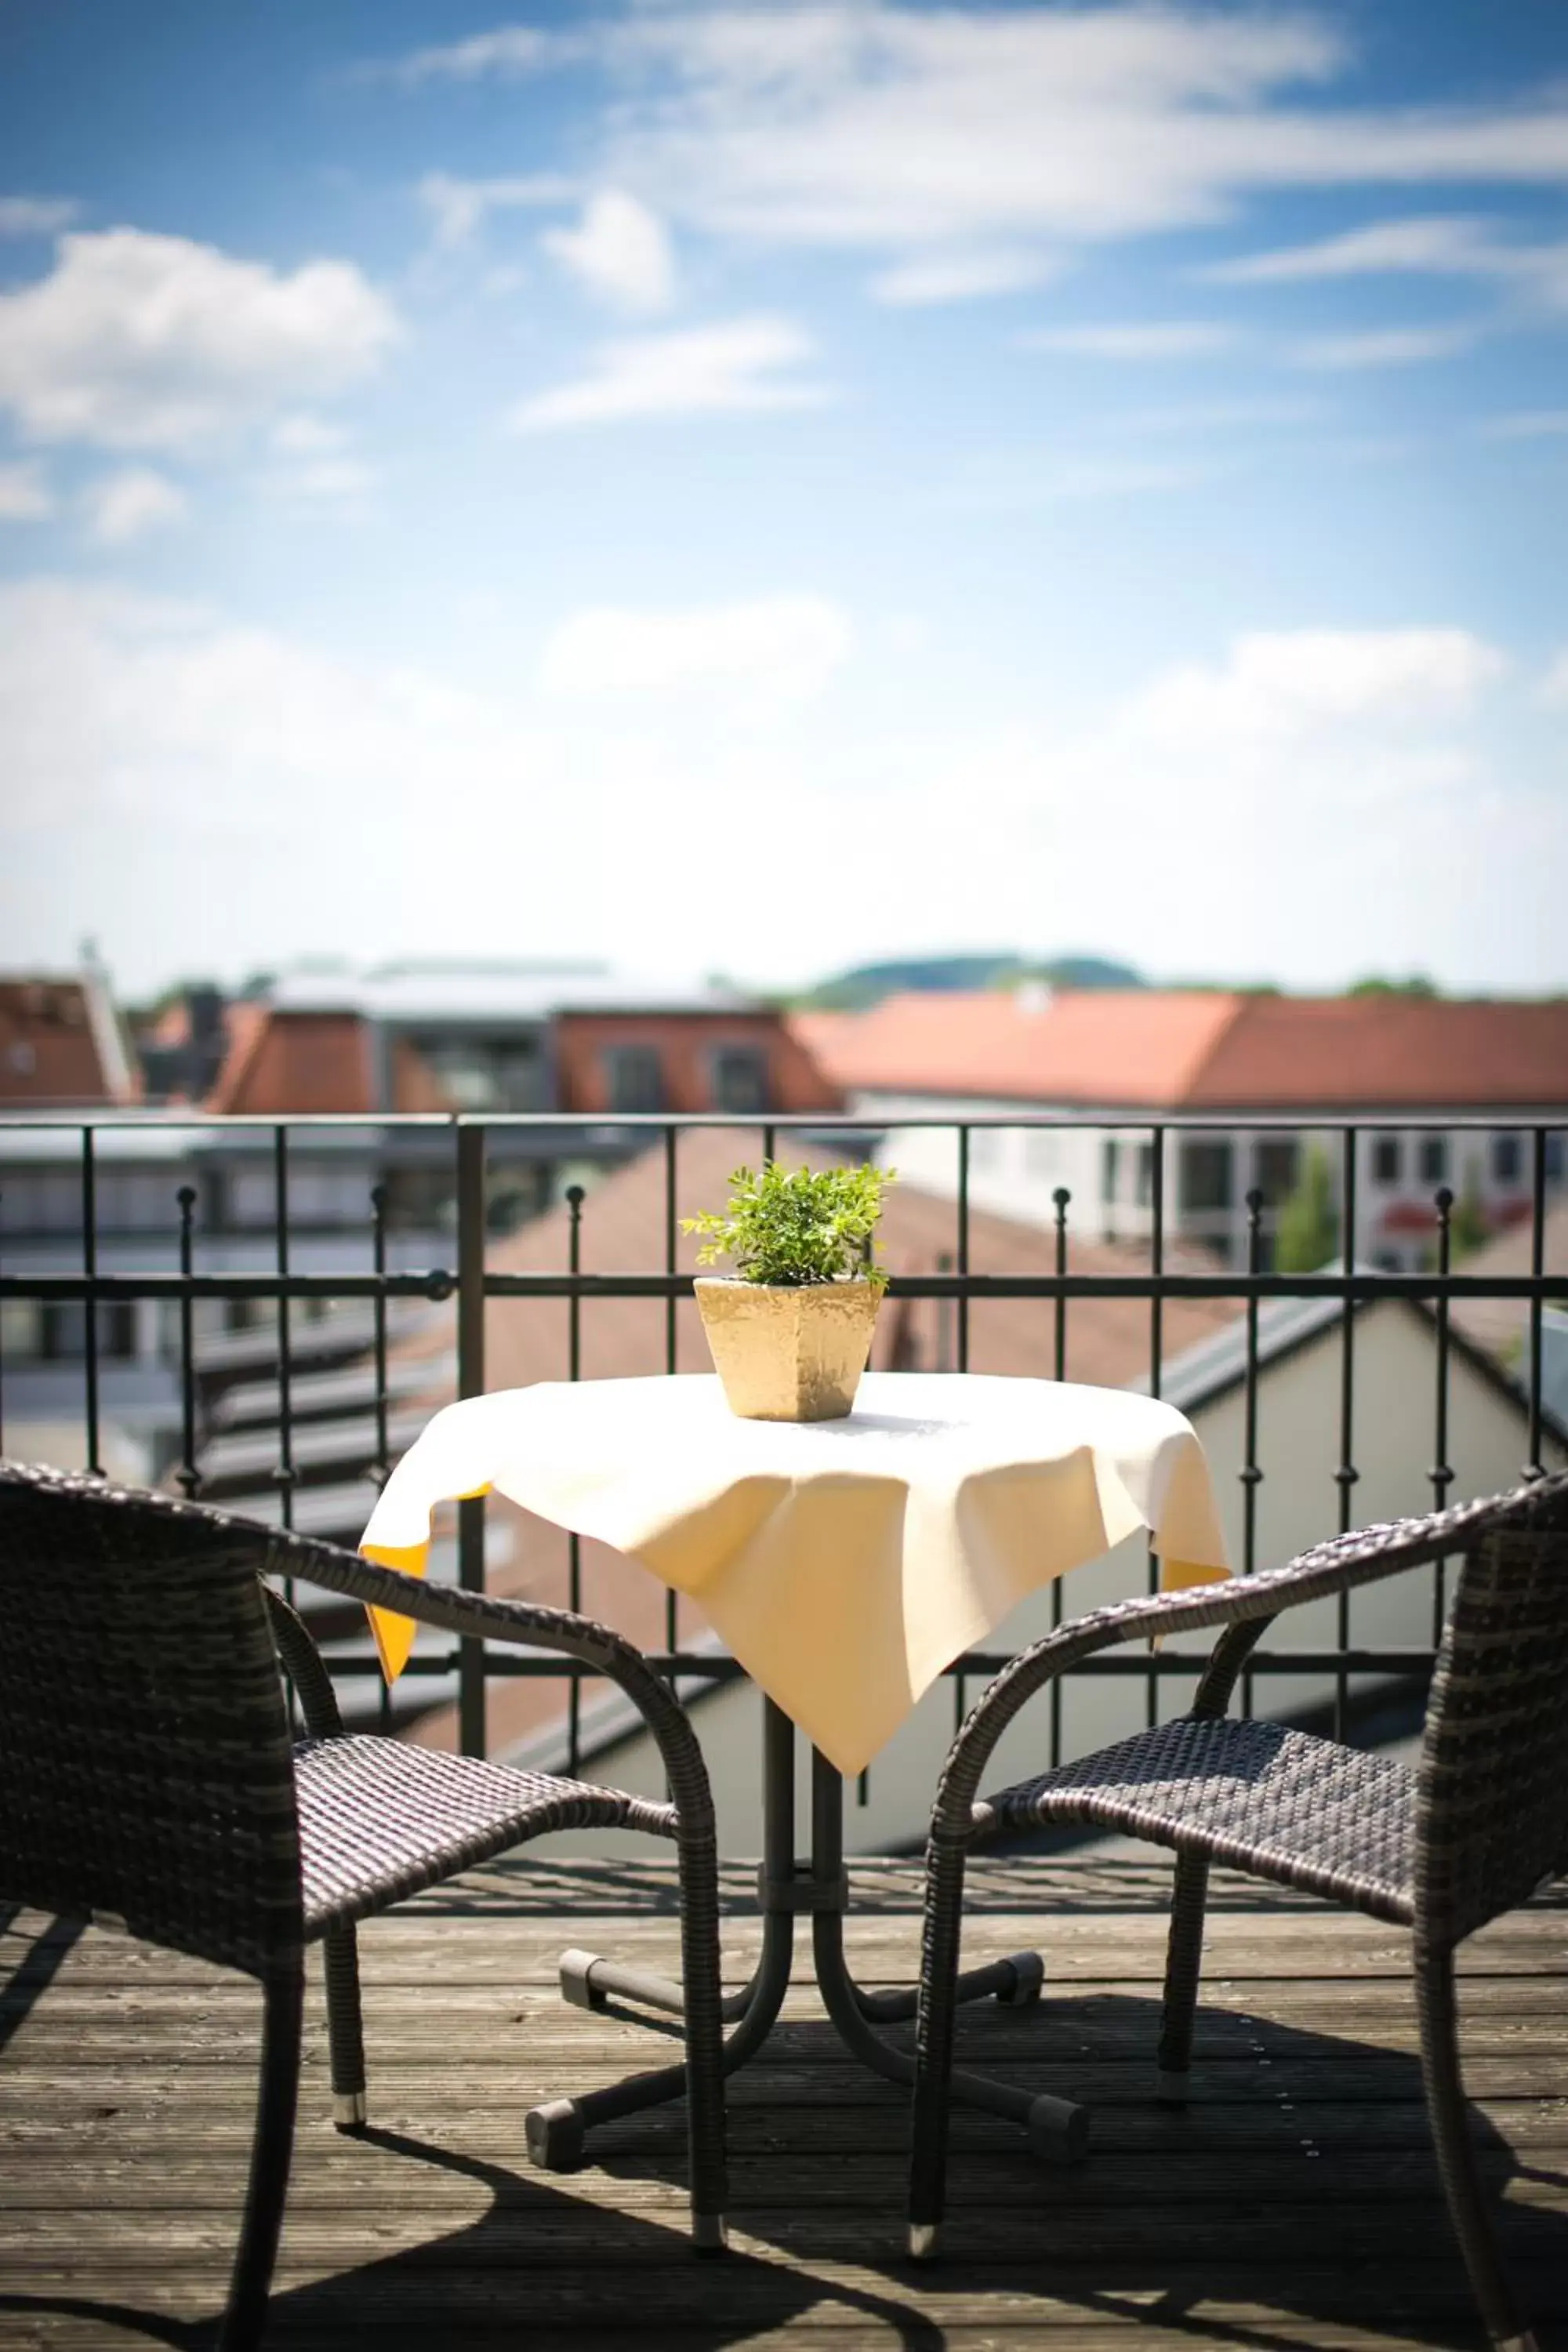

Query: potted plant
[{"left": 684, "top": 1160, "right": 895, "bottom": 1421}]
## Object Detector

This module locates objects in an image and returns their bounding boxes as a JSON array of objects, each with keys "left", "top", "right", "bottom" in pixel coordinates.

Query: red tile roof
[
  {"left": 793, "top": 990, "right": 1568, "bottom": 1112},
  {"left": 207, "top": 1007, "right": 375, "bottom": 1115},
  {"left": 1187, "top": 995, "right": 1568, "bottom": 1110},
  {"left": 0, "top": 975, "right": 137, "bottom": 1107}
]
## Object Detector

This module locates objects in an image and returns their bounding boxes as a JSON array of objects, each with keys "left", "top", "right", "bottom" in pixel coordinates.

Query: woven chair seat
[
  {"left": 296, "top": 1737, "right": 677, "bottom": 1935},
  {"left": 988, "top": 1715, "right": 1417, "bottom": 1922}
]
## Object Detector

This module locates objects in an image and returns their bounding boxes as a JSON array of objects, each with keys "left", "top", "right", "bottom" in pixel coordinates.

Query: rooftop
[{"left": 794, "top": 989, "right": 1568, "bottom": 1113}]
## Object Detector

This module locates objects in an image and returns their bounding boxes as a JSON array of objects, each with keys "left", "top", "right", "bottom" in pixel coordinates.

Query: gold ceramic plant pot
[{"left": 695, "top": 1277, "right": 881, "bottom": 1421}]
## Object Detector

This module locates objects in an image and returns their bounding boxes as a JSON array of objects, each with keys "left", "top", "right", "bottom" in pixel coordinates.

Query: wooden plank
[{"left": 3, "top": 1857, "right": 1566, "bottom": 2352}]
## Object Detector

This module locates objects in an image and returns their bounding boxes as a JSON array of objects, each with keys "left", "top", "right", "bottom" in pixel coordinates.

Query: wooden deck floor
[{"left": 2, "top": 1854, "right": 1566, "bottom": 2351}]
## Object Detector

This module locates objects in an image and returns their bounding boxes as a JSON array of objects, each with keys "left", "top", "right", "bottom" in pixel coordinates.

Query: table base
[{"left": 522, "top": 1700, "right": 1089, "bottom": 2180}]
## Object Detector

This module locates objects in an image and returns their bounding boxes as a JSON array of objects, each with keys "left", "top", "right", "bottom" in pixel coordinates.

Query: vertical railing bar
[
  {"left": 273, "top": 1126, "right": 295, "bottom": 1733},
  {"left": 663, "top": 1128, "right": 678, "bottom": 1664},
  {"left": 567, "top": 1182, "right": 585, "bottom": 1778},
  {"left": 0, "top": 1188, "right": 5, "bottom": 1457},
  {"left": 1334, "top": 1125, "right": 1359, "bottom": 1742},
  {"left": 81, "top": 1127, "right": 100, "bottom": 1475},
  {"left": 456, "top": 1122, "right": 488, "bottom": 1759},
  {"left": 956, "top": 1126, "right": 970, "bottom": 1373},
  {"left": 371, "top": 1182, "right": 392, "bottom": 1733},
  {"left": 1050, "top": 1185, "right": 1070, "bottom": 1767},
  {"left": 176, "top": 1186, "right": 199, "bottom": 1497},
  {"left": 1145, "top": 1127, "right": 1165, "bottom": 1729},
  {"left": 1431, "top": 1185, "right": 1454, "bottom": 1647},
  {"left": 1526, "top": 1127, "right": 1546, "bottom": 1483},
  {"left": 1240, "top": 1189, "right": 1263, "bottom": 1720},
  {"left": 274, "top": 1126, "right": 293, "bottom": 1546}
]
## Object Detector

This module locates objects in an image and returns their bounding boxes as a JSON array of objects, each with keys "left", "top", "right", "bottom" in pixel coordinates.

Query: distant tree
[
  {"left": 1449, "top": 1177, "right": 1490, "bottom": 1260},
  {"left": 1276, "top": 1146, "right": 1341, "bottom": 1272},
  {"left": 1347, "top": 974, "right": 1439, "bottom": 998}
]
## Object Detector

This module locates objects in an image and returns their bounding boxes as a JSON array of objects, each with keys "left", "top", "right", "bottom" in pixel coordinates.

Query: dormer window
[
  {"left": 603, "top": 1045, "right": 665, "bottom": 1113},
  {"left": 711, "top": 1046, "right": 768, "bottom": 1115}
]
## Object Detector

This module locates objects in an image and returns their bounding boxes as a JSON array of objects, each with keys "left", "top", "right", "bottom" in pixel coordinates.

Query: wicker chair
[
  {"left": 0, "top": 1460, "right": 728, "bottom": 2352},
  {"left": 907, "top": 1472, "right": 1568, "bottom": 2352}
]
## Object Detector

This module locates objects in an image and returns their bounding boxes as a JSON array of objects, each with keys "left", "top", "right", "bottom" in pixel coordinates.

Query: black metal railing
[{"left": 1, "top": 1109, "right": 1563, "bottom": 1777}]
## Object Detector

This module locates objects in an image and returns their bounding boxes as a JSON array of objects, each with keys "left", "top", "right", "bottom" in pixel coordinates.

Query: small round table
[{"left": 360, "top": 1371, "right": 1229, "bottom": 2167}]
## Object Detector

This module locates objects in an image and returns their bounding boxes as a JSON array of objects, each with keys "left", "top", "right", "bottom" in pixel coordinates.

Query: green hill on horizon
[{"left": 799, "top": 953, "right": 1145, "bottom": 1011}]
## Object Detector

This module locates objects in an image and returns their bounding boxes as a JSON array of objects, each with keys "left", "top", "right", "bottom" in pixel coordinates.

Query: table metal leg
[
  {"left": 808, "top": 1747, "right": 1087, "bottom": 2166},
  {"left": 529, "top": 1700, "right": 799, "bottom": 2168},
  {"left": 531, "top": 1704, "right": 1084, "bottom": 2173}
]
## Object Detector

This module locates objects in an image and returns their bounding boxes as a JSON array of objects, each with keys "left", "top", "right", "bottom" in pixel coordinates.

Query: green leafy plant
[{"left": 683, "top": 1160, "right": 895, "bottom": 1289}]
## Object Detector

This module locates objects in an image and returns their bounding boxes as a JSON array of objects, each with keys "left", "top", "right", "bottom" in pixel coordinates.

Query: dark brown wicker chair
[
  {"left": 0, "top": 1460, "right": 728, "bottom": 2352},
  {"left": 907, "top": 1472, "right": 1568, "bottom": 2352}
]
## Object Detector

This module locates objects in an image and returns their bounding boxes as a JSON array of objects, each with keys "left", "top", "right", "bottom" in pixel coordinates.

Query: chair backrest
[
  {"left": 1414, "top": 1472, "right": 1568, "bottom": 1950},
  {"left": 0, "top": 1461, "right": 303, "bottom": 1980}
]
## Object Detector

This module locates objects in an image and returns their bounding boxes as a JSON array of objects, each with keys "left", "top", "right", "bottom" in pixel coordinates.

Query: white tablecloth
[{"left": 361, "top": 1372, "right": 1229, "bottom": 1775}]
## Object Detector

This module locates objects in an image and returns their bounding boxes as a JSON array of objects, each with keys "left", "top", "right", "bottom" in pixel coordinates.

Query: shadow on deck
[{"left": 2, "top": 1856, "right": 1566, "bottom": 2351}]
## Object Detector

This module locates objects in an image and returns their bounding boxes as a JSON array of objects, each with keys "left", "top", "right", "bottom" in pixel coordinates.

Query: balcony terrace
[
  {"left": 1, "top": 1109, "right": 1566, "bottom": 2347},
  {"left": 4, "top": 1854, "right": 1567, "bottom": 2350}
]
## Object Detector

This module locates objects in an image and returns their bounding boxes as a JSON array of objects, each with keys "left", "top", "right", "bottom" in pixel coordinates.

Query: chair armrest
[
  {"left": 263, "top": 1588, "right": 346, "bottom": 1740},
  {"left": 260, "top": 1528, "right": 717, "bottom": 1836},
  {"left": 931, "top": 1479, "right": 1555, "bottom": 1841}
]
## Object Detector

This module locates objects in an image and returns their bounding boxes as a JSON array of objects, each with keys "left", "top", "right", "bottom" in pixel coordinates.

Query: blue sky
[{"left": 1, "top": 0, "right": 1565, "bottom": 999}]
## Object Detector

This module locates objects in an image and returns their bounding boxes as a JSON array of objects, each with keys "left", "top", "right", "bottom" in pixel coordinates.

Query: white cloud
[
  {"left": 0, "top": 582, "right": 1558, "bottom": 999},
  {"left": 943, "top": 451, "right": 1225, "bottom": 512},
  {"left": 1127, "top": 628, "right": 1507, "bottom": 742},
  {"left": 0, "top": 461, "right": 53, "bottom": 521},
  {"left": 82, "top": 466, "right": 189, "bottom": 545},
  {"left": 1542, "top": 651, "right": 1568, "bottom": 708},
  {"left": 1021, "top": 321, "right": 1236, "bottom": 360},
  {"left": 510, "top": 314, "right": 829, "bottom": 430},
  {"left": 1478, "top": 409, "right": 1568, "bottom": 441},
  {"left": 266, "top": 456, "right": 379, "bottom": 506},
  {"left": 541, "top": 190, "right": 677, "bottom": 313},
  {"left": 270, "top": 412, "right": 350, "bottom": 456},
  {"left": 0, "top": 195, "right": 78, "bottom": 238},
  {"left": 416, "top": 170, "right": 575, "bottom": 250},
  {"left": 593, "top": 5, "right": 1568, "bottom": 270},
  {"left": 0, "top": 229, "right": 400, "bottom": 450},
  {"left": 538, "top": 595, "right": 852, "bottom": 701},
  {"left": 1290, "top": 324, "right": 1477, "bottom": 370},
  {"left": 360, "top": 25, "right": 565, "bottom": 88},
  {"left": 1205, "top": 214, "right": 1501, "bottom": 282},
  {"left": 870, "top": 249, "right": 1057, "bottom": 306},
  {"left": 1205, "top": 214, "right": 1568, "bottom": 318}
]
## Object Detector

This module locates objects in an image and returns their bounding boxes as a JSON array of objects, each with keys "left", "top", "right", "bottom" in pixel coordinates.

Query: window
[
  {"left": 1254, "top": 1140, "right": 1298, "bottom": 1204},
  {"left": 1371, "top": 1134, "right": 1401, "bottom": 1184},
  {"left": 1180, "top": 1140, "right": 1232, "bottom": 1214},
  {"left": 415, "top": 1033, "right": 545, "bottom": 1112},
  {"left": 1492, "top": 1132, "right": 1523, "bottom": 1187},
  {"left": 602, "top": 1045, "right": 664, "bottom": 1114},
  {"left": 1548, "top": 1133, "right": 1566, "bottom": 1185},
  {"left": 1135, "top": 1142, "right": 1154, "bottom": 1208},
  {"left": 1417, "top": 1134, "right": 1447, "bottom": 1187},
  {"left": 1101, "top": 1138, "right": 1120, "bottom": 1203},
  {"left": 0, "top": 1301, "right": 42, "bottom": 1359},
  {"left": 711, "top": 1047, "right": 768, "bottom": 1115}
]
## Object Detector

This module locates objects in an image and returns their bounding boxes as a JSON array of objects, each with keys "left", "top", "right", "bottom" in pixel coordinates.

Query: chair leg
[
  {"left": 1414, "top": 1940, "right": 1537, "bottom": 2352},
  {"left": 219, "top": 1961, "right": 303, "bottom": 2352},
  {"left": 907, "top": 1831, "right": 968, "bottom": 2259},
  {"left": 676, "top": 1824, "right": 729, "bottom": 2251},
  {"left": 322, "top": 1923, "right": 368, "bottom": 2130},
  {"left": 1156, "top": 1852, "right": 1210, "bottom": 2104}
]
